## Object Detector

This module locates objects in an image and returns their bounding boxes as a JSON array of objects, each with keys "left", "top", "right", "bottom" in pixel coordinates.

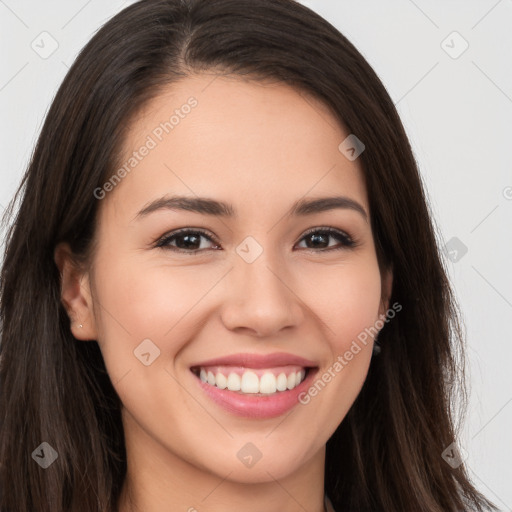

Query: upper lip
[{"left": 190, "top": 352, "right": 318, "bottom": 369}]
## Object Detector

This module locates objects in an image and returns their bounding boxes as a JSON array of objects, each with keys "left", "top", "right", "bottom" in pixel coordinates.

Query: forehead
[{"left": 105, "top": 74, "right": 368, "bottom": 221}]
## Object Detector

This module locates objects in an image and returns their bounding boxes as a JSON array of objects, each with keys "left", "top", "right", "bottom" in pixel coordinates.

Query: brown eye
[
  {"left": 155, "top": 226, "right": 357, "bottom": 255},
  {"left": 155, "top": 229, "right": 220, "bottom": 254},
  {"left": 296, "top": 228, "right": 356, "bottom": 252}
]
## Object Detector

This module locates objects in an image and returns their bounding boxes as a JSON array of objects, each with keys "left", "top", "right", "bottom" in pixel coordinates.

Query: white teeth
[
  {"left": 276, "top": 373, "right": 288, "bottom": 391},
  {"left": 259, "top": 373, "right": 277, "bottom": 394},
  {"left": 197, "top": 367, "right": 307, "bottom": 395},
  {"left": 215, "top": 372, "right": 227, "bottom": 389},
  {"left": 227, "top": 372, "right": 241, "bottom": 391},
  {"left": 287, "top": 372, "right": 296, "bottom": 390},
  {"left": 241, "top": 371, "right": 259, "bottom": 393}
]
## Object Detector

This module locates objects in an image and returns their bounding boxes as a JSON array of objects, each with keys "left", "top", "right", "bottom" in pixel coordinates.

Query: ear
[
  {"left": 378, "top": 266, "right": 393, "bottom": 319},
  {"left": 54, "top": 242, "right": 98, "bottom": 341}
]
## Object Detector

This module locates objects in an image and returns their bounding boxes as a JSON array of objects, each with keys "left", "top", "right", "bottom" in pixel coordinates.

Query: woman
[{"left": 0, "top": 0, "right": 499, "bottom": 511}]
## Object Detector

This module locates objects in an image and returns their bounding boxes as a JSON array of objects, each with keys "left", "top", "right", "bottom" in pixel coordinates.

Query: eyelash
[{"left": 154, "top": 227, "right": 358, "bottom": 255}]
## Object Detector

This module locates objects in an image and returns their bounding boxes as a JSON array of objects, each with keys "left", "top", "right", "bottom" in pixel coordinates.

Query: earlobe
[{"left": 54, "top": 242, "right": 97, "bottom": 341}]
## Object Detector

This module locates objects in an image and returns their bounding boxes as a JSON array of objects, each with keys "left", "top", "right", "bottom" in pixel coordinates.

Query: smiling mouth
[{"left": 190, "top": 366, "right": 314, "bottom": 396}]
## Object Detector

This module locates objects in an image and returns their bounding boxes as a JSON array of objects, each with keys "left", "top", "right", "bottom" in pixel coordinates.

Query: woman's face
[{"left": 66, "top": 74, "right": 391, "bottom": 484}]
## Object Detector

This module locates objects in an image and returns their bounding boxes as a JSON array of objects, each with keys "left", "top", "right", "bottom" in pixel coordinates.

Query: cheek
[
  {"left": 89, "top": 255, "right": 218, "bottom": 428},
  {"left": 295, "top": 259, "right": 381, "bottom": 433},
  {"left": 296, "top": 257, "right": 383, "bottom": 351},
  {"left": 92, "top": 247, "right": 382, "bottom": 364},
  {"left": 89, "top": 250, "right": 231, "bottom": 385},
  {"left": 93, "top": 252, "right": 210, "bottom": 333}
]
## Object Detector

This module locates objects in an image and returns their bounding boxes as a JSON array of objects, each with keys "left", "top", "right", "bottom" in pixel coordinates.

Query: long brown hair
[{"left": 0, "top": 0, "right": 498, "bottom": 510}]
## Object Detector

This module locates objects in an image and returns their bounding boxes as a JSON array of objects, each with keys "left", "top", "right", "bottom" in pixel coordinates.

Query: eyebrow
[{"left": 135, "top": 194, "right": 368, "bottom": 222}]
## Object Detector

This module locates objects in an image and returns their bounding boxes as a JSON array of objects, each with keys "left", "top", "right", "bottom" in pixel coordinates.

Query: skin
[{"left": 55, "top": 73, "right": 392, "bottom": 512}]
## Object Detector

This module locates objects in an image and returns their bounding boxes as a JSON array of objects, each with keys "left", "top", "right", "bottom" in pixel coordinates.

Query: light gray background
[{"left": 1, "top": 0, "right": 511, "bottom": 509}]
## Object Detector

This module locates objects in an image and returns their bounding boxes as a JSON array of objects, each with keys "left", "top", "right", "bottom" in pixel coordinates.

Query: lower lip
[{"left": 191, "top": 368, "right": 318, "bottom": 419}]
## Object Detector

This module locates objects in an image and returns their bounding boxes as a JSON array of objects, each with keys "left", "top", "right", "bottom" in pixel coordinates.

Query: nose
[{"left": 220, "top": 256, "right": 305, "bottom": 338}]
